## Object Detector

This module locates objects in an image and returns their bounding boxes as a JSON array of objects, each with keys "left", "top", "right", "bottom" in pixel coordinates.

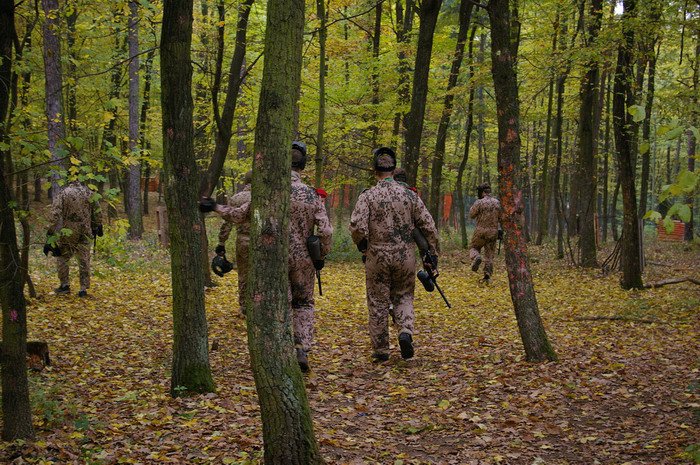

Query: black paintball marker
[
  {"left": 412, "top": 228, "right": 451, "bottom": 309},
  {"left": 497, "top": 226, "right": 503, "bottom": 255},
  {"left": 307, "top": 235, "right": 324, "bottom": 296}
]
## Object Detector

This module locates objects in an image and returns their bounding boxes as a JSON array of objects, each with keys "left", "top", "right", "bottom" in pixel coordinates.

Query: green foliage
[
  {"left": 645, "top": 169, "right": 697, "bottom": 233},
  {"left": 94, "top": 219, "right": 131, "bottom": 266}
]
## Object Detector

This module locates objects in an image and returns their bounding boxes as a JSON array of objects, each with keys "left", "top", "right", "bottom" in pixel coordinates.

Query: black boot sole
[
  {"left": 399, "top": 334, "right": 414, "bottom": 360},
  {"left": 471, "top": 257, "right": 482, "bottom": 272}
]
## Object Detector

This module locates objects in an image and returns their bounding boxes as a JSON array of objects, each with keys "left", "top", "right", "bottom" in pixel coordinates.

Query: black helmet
[
  {"left": 373, "top": 147, "right": 396, "bottom": 172},
  {"left": 291, "top": 141, "right": 307, "bottom": 169},
  {"left": 211, "top": 254, "right": 234, "bottom": 277}
]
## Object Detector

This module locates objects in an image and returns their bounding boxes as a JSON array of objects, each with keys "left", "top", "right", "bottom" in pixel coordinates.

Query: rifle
[
  {"left": 497, "top": 227, "right": 503, "bottom": 255},
  {"left": 412, "top": 229, "right": 451, "bottom": 309},
  {"left": 306, "top": 235, "right": 324, "bottom": 296}
]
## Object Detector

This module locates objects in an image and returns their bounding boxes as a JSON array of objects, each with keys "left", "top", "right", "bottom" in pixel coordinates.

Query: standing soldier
[
  {"left": 469, "top": 183, "right": 501, "bottom": 283},
  {"left": 216, "top": 171, "right": 252, "bottom": 316},
  {"left": 349, "top": 148, "right": 439, "bottom": 362},
  {"left": 288, "top": 141, "right": 332, "bottom": 372},
  {"left": 45, "top": 180, "right": 103, "bottom": 297}
]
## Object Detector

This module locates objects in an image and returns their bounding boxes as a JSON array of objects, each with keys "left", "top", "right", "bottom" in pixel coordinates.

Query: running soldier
[
  {"left": 349, "top": 148, "right": 439, "bottom": 361},
  {"left": 469, "top": 183, "right": 501, "bottom": 282},
  {"left": 45, "top": 180, "right": 103, "bottom": 297}
]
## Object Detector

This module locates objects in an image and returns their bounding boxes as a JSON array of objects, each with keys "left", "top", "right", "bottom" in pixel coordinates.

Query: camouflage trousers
[
  {"left": 57, "top": 236, "right": 92, "bottom": 290},
  {"left": 470, "top": 228, "right": 498, "bottom": 277},
  {"left": 365, "top": 249, "right": 416, "bottom": 357},
  {"left": 235, "top": 234, "right": 249, "bottom": 315},
  {"left": 289, "top": 258, "right": 316, "bottom": 352}
]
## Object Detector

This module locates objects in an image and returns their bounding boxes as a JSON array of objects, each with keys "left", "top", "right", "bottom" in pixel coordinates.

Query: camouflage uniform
[
  {"left": 49, "top": 181, "right": 102, "bottom": 291},
  {"left": 289, "top": 170, "right": 332, "bottom": 352},
  {"left": 349, "top": 178, "right": 439, "bottom": 358},
  {"left": 218, "top": 185, "right": 251, "bottom": 313},
  {"left": 469, "top": 194, "right": 501, "bottom": 277}
]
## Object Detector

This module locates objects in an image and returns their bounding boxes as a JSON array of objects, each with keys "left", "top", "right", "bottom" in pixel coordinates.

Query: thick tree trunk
[
  {"left": 200, "top": 0, "right": 254, "bottom": 197},
  {"left": 314, "top": 0, "right": 327, "bottom": 187},
  {"left": 0, "top": 0, "right": 34, "bottom": 439},
  {"left": 429, "top": 0, "right": 473, "bottom": 224},
  {"left": 66, "top": 2, "right": 77, "bottom": 134},
  {"left": 685, "top": 34, "right": 699, "bottom": 241},
  {"left": 612, "top": 0, "right": 643, "bottom": 289},
  {"left": 161, "top": 0, "right": 214, "bottom": 396},
  {"left": 246, "top": 0, "right": 322, "bottom": 461},
  {"left": 126, "top": 0, "right": 143, "bottom": 238},
  {"left": 457, "top": 24, "right": 478, "bottom": 249},
  {"left": 403, "top": 0, "right": 442, "bottom": 185},
  {"left": 574, "top": 0, "right": 602, "bottom": 267},
  {"left": 41, "top": 0, "right": 67, "bottom": 191},
  {"left": 488, "top": 0, "right": 556, "bottom": 362}
]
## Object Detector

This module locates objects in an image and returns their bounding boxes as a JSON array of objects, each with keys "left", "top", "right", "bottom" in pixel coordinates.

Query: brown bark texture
[
  {"left": 160, "top": 0, "right": 215, "bottom": 396},
  {"left": 245, "top": 0, "right": 322, "bottom": 461},
  {"left": 487, "top": 0, "right": 557, "bottom": 362},
  {"left": 0, "top": 0, "right": 35, "bottom": 439},
  {"left": 126, "top": 0, "right": 143, "bottom": 238}
]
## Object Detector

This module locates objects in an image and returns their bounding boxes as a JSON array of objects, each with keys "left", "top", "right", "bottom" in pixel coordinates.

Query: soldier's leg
[
  {"left": 469, "top": 232, "right": 486, "bottom": 272},
  {"left": 235, "top": 236, "right": 249, "bottom": 315},
  {"left": 56, "top": 244, "right": 75, "bottom": 288},
  {"left": 365, "top": 254, "right": 391, "bottom": 358},
  {"left": 392, "top": 254, "right": 417, "bottom": 359},
  {"left": 76, "top": 237, "right": 91, "bottom": 291},
  {"left": 483, "top": 238, "right": 496, "bottom": 279},
  {"left": 289, "top": 259, "right": 316, "bottom": 352}
]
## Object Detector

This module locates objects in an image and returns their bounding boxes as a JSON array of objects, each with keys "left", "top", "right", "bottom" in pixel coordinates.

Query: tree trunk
[
  {"left": 639, "top": 41, "right": 660, "bottom": 217},
  {"left": 536, "top": 76, "right": 555, "bottom": 245},
  {"left": 140, "top": 48, "right": 156, "bottom": 216},
  {"left": 457, "top": 24, "right": 478, "bottom": 249},
  {"left": 487, "top": 0, "right": 556, "bottom": 362},
  {"left": 41, "top": 0, "right": 67, "bottom": 191},
  {"left": 602, "top": 77, "right": 611, "bottom": 243},
  {"left": 429, "top": 0, "right": 474, "bottom": 224},
  {"left": 685, "top": 32, "right": 699, "bottom": 241},
  {"left": 392, "top": 0, "right": 414, "bottom": 145},
  {"left": 126, "top": 0, "right": 143, "bottom": 239},
  {"left": 66, "top": 1, "right": 77, "bottom": 134},
  {"left": 247, "top": 0, "right": 322, "bottom": 461},
  {"left": 612, "top": 0, "right": 643, "bottom": 289},
  {"left": 370, "top": 0, "right": 381, "bottom": 146},
  {"left": 314, "top": 0, "right": 327, "bottom": 187},
  {"left": 200, "top": 0, "right": 254, "bottom": 197},
  {"left": 0, "top": 0, "right": 34, "bottom": 439},
  {"left": 160, "top": 0, "right": 215, "bottom": 396},
  {"left": 403, "top": 0, "right": 442, "bottom": 185},
  {"left": 573, "top": 0, "right": 602, "bottom": 267}
]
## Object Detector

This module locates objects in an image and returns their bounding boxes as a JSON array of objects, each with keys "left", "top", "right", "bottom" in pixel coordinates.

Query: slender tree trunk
[
  {"left": 487, "top": 0, "right": 556, "bottom": 362},
  {"left": 247, "top": 0, "right": 322, "bottom": 461},
  {"left": 403, "top": 0, "right": 442, "bottom": 185},
  {"left": 392, "top": 0, "right": 414, "bottom": 146},
  {"left": 66, "top": 1, "right": 77, "bottom": 134},
  {"left": 457, "top": 24, "right": 478, "bottom": 249},
  {"left": 536, "top": 77, "right": 555, "bottom": 245},
  {"left": 161, "top": 0, "right": 215, "bottom": 396},
  {"left": 140, "top": 48, "right": 155, "bottom": 216},
  {"left": 429, "top": 0, "right": 473, "bottom": 224},
  {"left": 314, "top": 0, "right": 327, "bottom": 187},
  {"left": 200, "top": 0, "right": 254, "bottom": 197},
  {"left": 574, "top": 0, "right": 602, "bottom": 267},
  {"left": 639, "top": 45, "right": 659, "bottom": 217},
  {"left": 602, "top": 76, "right": 611, "bottom": 243},
  {"left": 612, "top": 0, "right": 643, "bottom": 289},
  {"left": 127, "top": 0, "right": 143, "bottom": 238},
  {"left": 41, "top": 0, "right": 67, "bottom": 191},
  {"left": 684, "top": 32, "right": 698, "bottom": 241},
  {"left": 0, "top": 0, "right": 34, "bottom": 439},
  {"left": 370, "top": 0, "right": 382, "bottom": 146}
]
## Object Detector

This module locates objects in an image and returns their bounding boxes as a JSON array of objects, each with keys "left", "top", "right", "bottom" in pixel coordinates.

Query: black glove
[
  {"left": 313, "top": 259, "right": 325, "bottom": 271},
  {"left": 199, "top": 197, "right": 217, "bottom": 213},
  {"left": 423, "top": 254, "right": 438, "bottom": 271},
  {"left": 92, "top": 224, "right": 104, "bottom": 237},
  {"left": 497, "top": 228, "right": 504, "bottom": 240},
  {"left": 215, "top": 244, "right": 226, "bottom": 256},
  {"left": 357, "top": 238, "right": 368, "bottom": 254},
  {"left": 43, "top": 243, "right": 61, "bottom": 257}
]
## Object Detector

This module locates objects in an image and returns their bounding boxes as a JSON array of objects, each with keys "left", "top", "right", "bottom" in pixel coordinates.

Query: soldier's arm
[
  {"left": 218, "top": 219, "right": 234, "bottom": 246},
  {"left": 215, "top": 201, "right": 250, "bottom": 224},
  {"left": 314, "top": 196, "right": 333, "bottom": 257},
  {"left": 413, "top": 195, "right": 440, "bottom": 255},
  {"left": 348, "top": 193, "right": 369, "bottom": 245},
  {"left": 469, "top": 200, "right": 480, "bottom": 219}
]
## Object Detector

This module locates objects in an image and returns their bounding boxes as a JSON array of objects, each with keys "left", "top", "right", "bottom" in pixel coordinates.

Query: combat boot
[
  {"left": 399, "top": 332, "right": 414, "bottom": 359},
  {"left": 54, "top": 284, "right": 70, "bottom": 294},
  {"left": 372, "top": 352, "right": 389, "bottom": 362},
  {"left": 78, "top": 290, "right": 88, "bottom": 297},
  {"left": 471, "top": 256, "right": 482, "bottom": 272},
  {"left": 296, "top": 348, "right": 309, "bottom": 373}
]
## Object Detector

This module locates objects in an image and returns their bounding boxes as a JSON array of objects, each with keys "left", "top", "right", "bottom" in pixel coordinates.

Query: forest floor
[{"left": 1, "top": 216, "right": 699, "bottom": 464}]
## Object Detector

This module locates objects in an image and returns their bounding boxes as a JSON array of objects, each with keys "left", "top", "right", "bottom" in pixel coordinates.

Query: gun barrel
[
  {"left": 316, "top": 270, "right": 323, "bottom": 296},
  {"left": 433, "top": 280, "right": 451, "bottom": 308}
]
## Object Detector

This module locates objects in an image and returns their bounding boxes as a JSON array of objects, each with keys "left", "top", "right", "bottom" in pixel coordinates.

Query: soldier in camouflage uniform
[
  {"left": 350, "top": 148, "right": 439, "bottom": 361},
  {"left": 289, "top": 141, "right": 332, "bottom": 372},
  {"left": 469, "top": 183, "right": 501, "bottom": 282},
  {"left": 216, "top": 171, "right": 252, "bottom": 316},
  {"left": 46, "top": 180, "right": 103, "bottom": 297}
]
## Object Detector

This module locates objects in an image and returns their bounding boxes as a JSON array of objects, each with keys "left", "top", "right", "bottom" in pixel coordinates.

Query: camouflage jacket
[
  {"left": 218, "top": 185, "right": 251, "bottom": 245},
  {"left": 290, "top": 170, "right": 333, "bottom": 261},
  {"left": 49, "top": 181, "right": 102, "bottom": 238},
  {"left": 349, "top": 177, "right": 439, "bottom": 256},
  {"left": 469, "top": 194, "right": 501, "bottom": 232}
]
